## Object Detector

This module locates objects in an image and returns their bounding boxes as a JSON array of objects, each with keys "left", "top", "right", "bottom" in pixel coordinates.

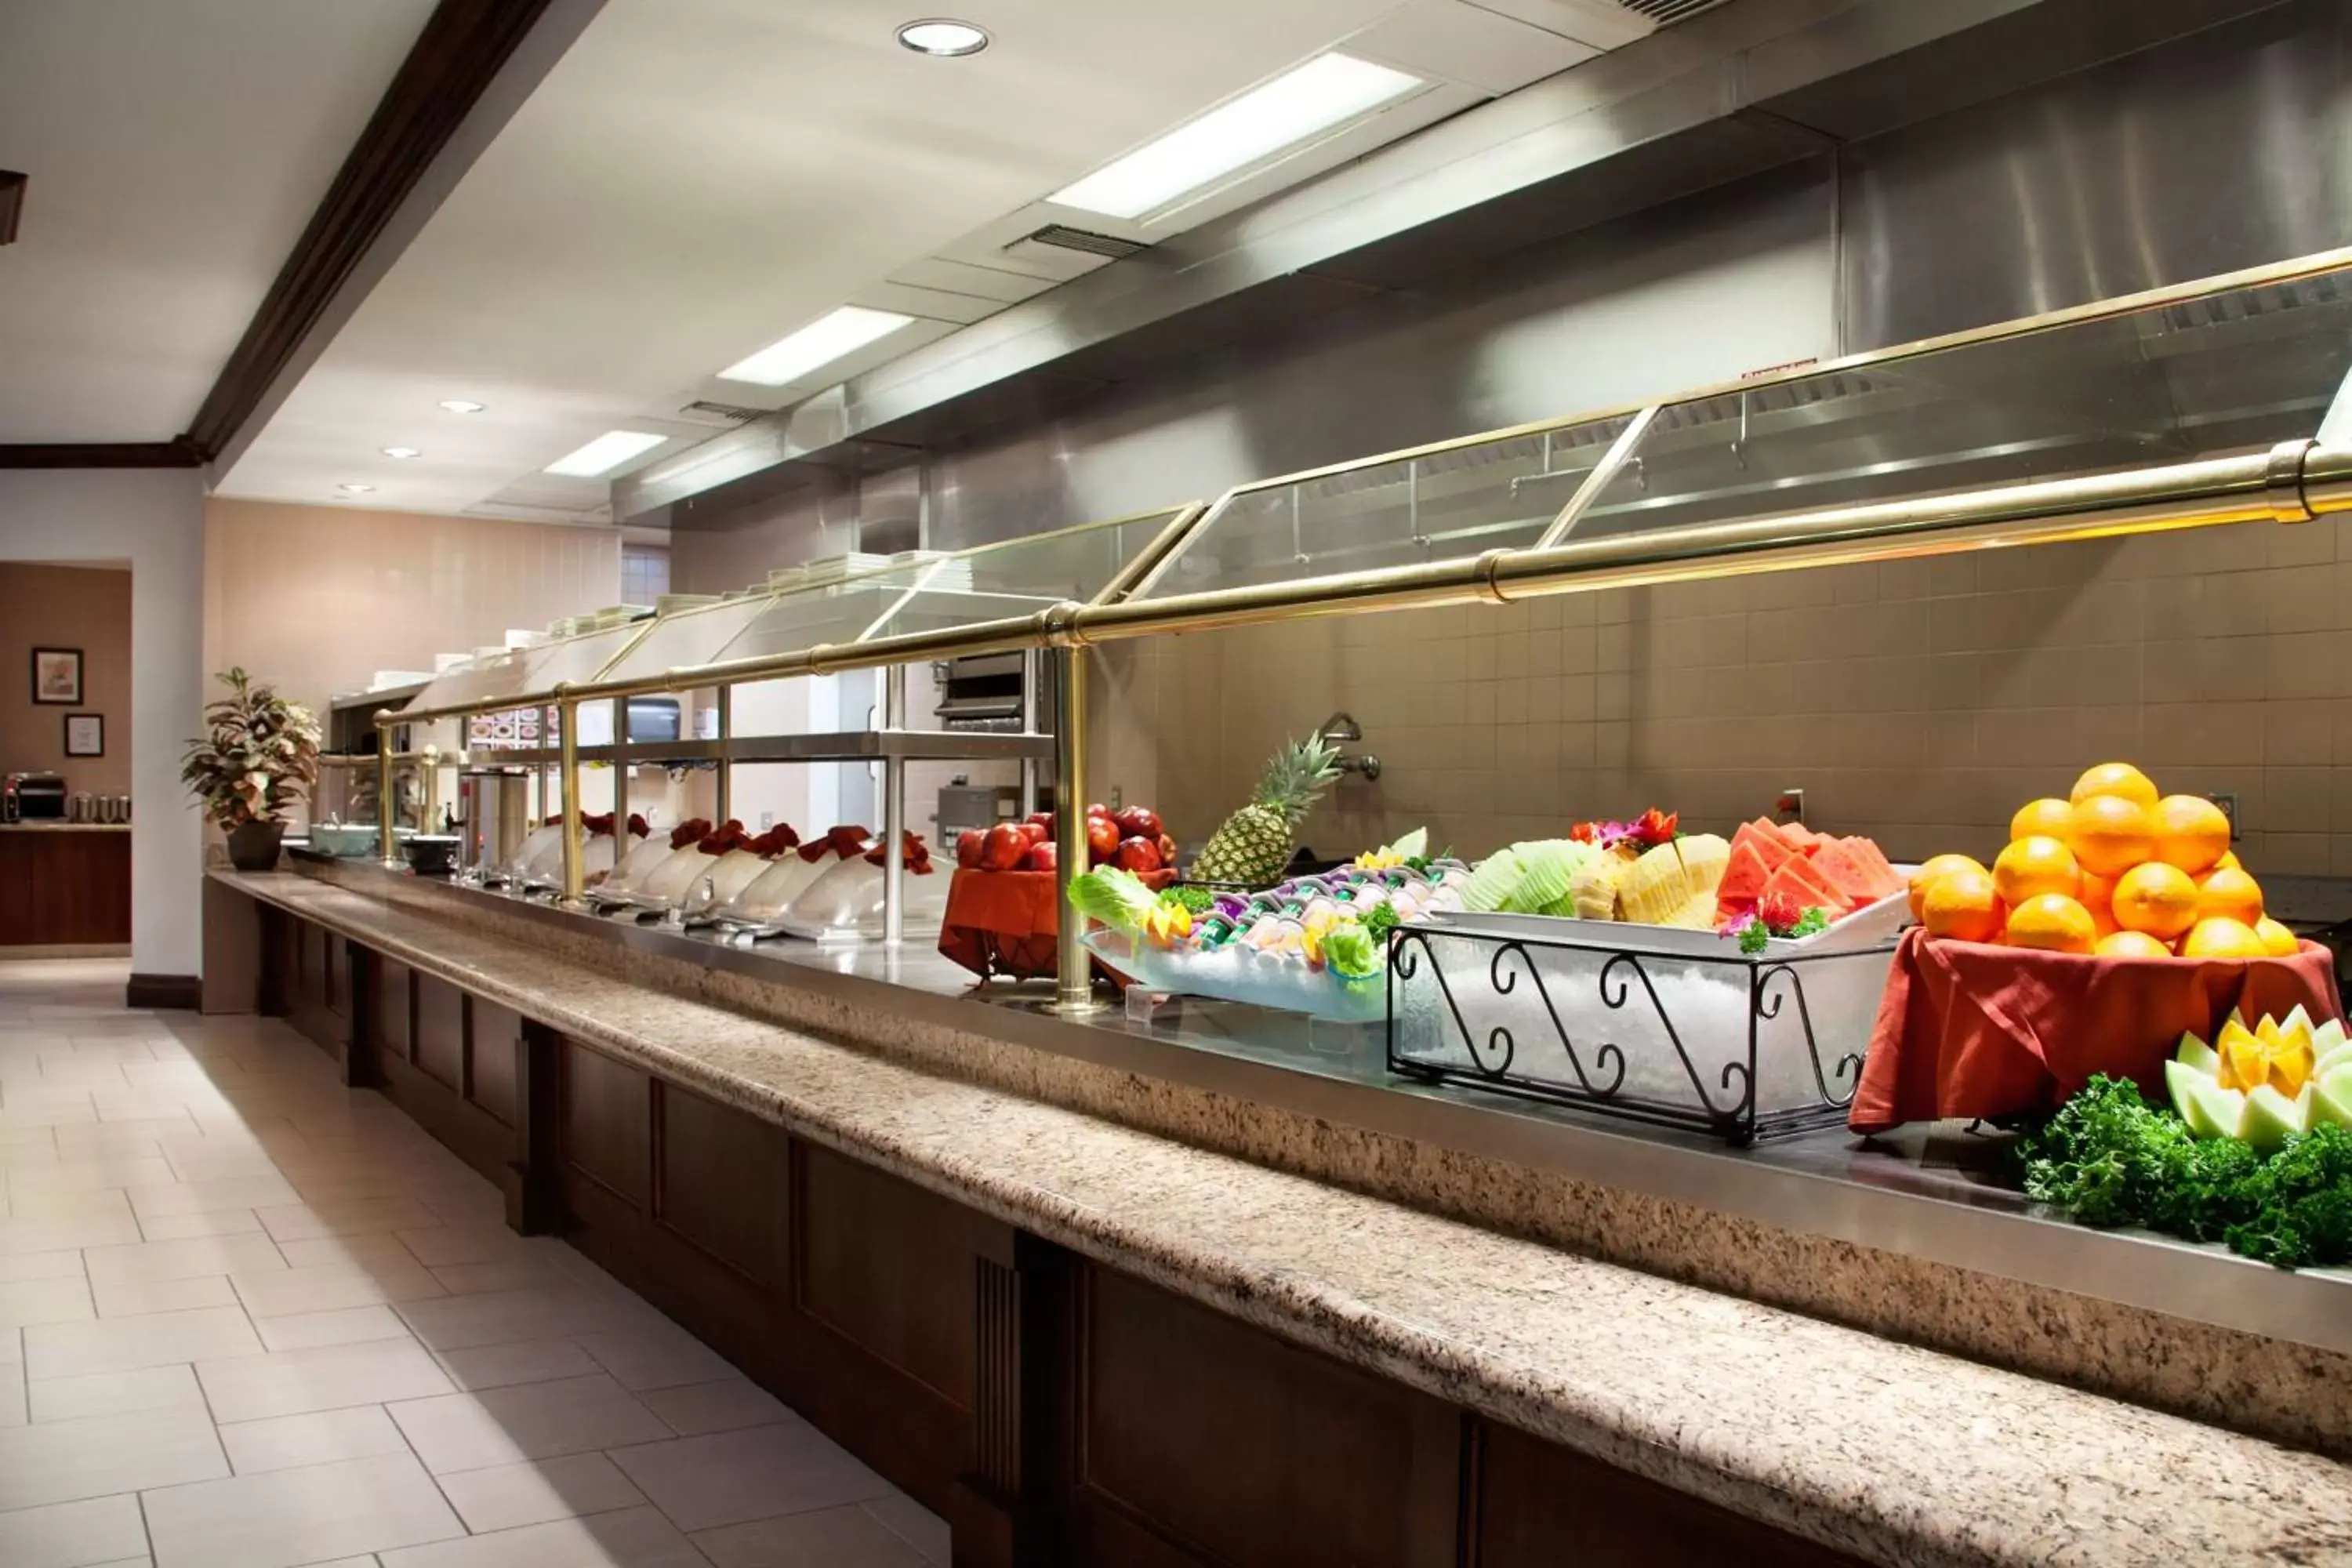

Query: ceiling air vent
[
  {"left": 1614, "top": 0, "right": 1734, "bottom": 25},
  {"left": 1014, "top": 223, "right": 1146, "bottom": 260},
  {"left": 675, "top": 400, "right": 768, "bottom": 427}
]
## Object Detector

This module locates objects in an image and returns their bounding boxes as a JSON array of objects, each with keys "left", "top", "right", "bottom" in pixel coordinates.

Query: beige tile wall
[
  {"left": 204, "top": 499, "right": 622, "bottom": 724},
  {"left": 1098, "top": 517, "right": 2352, "bottom": 877}
]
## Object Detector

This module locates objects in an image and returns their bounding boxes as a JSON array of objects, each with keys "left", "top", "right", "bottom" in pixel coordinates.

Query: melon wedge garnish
[
  {"left": 2168, "top": 1060, "right": 2245, "bottom": 1139},
  {"left": 2176, "top": 1032, "right": 2220, "bottom": 1076},
  {"left": 2242, "top": 1084, "right": 2307, "bottom": 1151}
]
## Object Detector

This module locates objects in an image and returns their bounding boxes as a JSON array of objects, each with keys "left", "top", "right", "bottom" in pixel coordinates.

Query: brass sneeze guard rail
[{"left": 376, "top": 244, "right": 2352, "bottom": 1010}]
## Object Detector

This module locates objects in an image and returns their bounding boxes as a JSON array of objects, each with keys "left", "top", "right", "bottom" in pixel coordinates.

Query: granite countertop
[
  {"left": 211, "top": 867, "right": 2352, "bottom": 1567},
  {"left": 0, "top": 820, "right": 131, "bottom": 832}
]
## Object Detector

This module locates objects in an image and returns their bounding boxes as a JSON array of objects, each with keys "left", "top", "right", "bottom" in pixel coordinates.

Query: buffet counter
[{"left": 205, "top": 858, "right": 2352, "bottom": 1567}]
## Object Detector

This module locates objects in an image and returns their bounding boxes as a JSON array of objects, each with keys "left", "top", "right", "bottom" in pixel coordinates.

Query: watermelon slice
[
  {"left": 1763, "top": 856, "right": 1851, "bottom": 913},
  {"left": 1715, "top": 837, "right": 1778, "bottom": 917},
  {"left": 1777, "top": 822, "right": 1824, "bottom": 854},
  {"left": 1842, "top": 837, "right": 1904, "bottom": 898},
  {"left": 1806, "top": 840, "right": 1884, "bottom": 909},
  {"left": 1732, "top": 820, "right": 1796, "bottom": 871}
]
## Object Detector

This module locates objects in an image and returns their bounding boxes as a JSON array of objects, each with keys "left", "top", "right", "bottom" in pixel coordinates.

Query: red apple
[
  {"left": 1113, "top": 805, "right": 1162, "bottom": 840},
  {"left": 1157, "top": 833, "right": 1178, "bottom": 867},
  {"left": 1016, "top": 821, "right": 1048, "bottom": 848},
  {"left": 1026, "top": 811, "right": 1054, "bottom": 831},
  {"left": 956, "top": 829, "right": 985, "bottom": 869},
  {"left": 1087, "top": 803, "right": 1108, "bottom": 819},
  {"left": 1086, "top": 815, "right": 1120, "bottom": 862},
  {"left": 1022, "top": 840, "right": 1058, "bottom": 873},
  {"left": 1112, "top": 836, "right": 1162, "bottom": 873},
  {"left": 982, "top": 823, "right": 1028, "bottom": 872}
]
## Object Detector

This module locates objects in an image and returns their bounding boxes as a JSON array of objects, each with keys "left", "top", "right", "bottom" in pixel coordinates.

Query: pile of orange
[{"left": 1907, "top": 764, "right": 2296, "bottom": 960}]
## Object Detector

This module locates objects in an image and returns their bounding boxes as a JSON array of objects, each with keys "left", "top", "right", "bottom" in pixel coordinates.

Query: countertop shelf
[{"left": 0, "top": 821, "right": 132, "bottom": 832}]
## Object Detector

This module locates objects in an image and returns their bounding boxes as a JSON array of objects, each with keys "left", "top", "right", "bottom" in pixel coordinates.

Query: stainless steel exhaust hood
[{"left": 616, "top": 0, "right": 2287, "bottom": 522}]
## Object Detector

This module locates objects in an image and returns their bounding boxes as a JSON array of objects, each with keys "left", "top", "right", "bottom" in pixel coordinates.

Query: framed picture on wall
[
  {"left": 63, "top": 713, "right": 103, "bottom": 757},
  {"left": 31, "top": 647, "right": 82, "bottom": 705}
]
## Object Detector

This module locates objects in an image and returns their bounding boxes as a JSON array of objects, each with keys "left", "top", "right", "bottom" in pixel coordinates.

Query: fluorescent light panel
[
  {"left": 1049, "top": 53, "right": 1421, "bottom": 220},
  {"left": 719, "top": 305, "right": 914, "bottom": 387},
  {"left": 544, "top": 430, "right": 667, "bottom": 477}
]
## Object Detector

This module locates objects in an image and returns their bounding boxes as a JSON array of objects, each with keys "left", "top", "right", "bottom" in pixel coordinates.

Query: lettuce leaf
[{"left": 1068, "top": 867, "right": 1160, "bottom": 932}]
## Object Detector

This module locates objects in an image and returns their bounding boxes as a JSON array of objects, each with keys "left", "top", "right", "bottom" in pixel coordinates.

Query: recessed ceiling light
[
  {"left": 337, "top": 483, "right": 375, "bottom": 495},
  {"left": 437, "top": 398, "right": 486, "bottom": 414},
  {"left": 380, "top": 446, "right": 421, "bottom": 459},
  {"left": 897, "top": 18, "right": 988, "bottom": 56},
  {"left": 717, "top": 305, "right": 915, "bottom": 387},
  {"left": 544, "top": 430, "right": 667, "bottom": 478},
  {"left": 1049, "top": 52, "right": 1422, "bottom": 220}
]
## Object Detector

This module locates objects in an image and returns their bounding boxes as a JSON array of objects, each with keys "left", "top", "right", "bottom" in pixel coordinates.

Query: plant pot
[{"left": 226, "top": 820, "right": 285, "bottom": 872}]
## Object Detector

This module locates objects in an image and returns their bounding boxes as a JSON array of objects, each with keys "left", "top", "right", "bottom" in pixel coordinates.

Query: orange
[
  {"left": 2256, "top": 916, "right": 2299, "bottom": 958},
  {"left": 2216, "top": 850, "right": 2242, "bottom": 873},
  {"left": 1907, "top": 852, "right": 1989, "bottom": 922},
  {"left": 1992, "top": 836, "right": 2080, "bottom": 907},
  {"left": 2078, "top": 870, "right": 2120, "bottom": 936},
  {"left": 2005, "top": 894, "right": 2096, "bottom": 954},
  {"left": 2181, "top": 916, "right": 2267, "bottom": 960},
  {"left": 2009, "top": 797, "right": 2075, "bottom": 843},
  {"left": 2151, "top": 794, "right": 2231, "bottom": 876},
  {"left": 2069, "top": 762, "right": 2159, "bottom": 810},
  {"left": 2066, "top": 794, "right": 2156, "bottom": 876},
  {"left": 2196, "top": 866, "right": 2265, "bottom": 926},
  {"left": 2110, "top": 862, "right": 2199, "bottom": 942},
  {"left": 1922, "top": 869, "right": 2004, "bottom": 943},
  {"left": 2096, "top": 930, "right": 2172, "bottom": 959}
]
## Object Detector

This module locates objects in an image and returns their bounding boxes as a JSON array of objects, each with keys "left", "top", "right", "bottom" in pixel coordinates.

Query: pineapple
[{"left": 1192, "top": 734, "right": 1343, "bottom": 885}]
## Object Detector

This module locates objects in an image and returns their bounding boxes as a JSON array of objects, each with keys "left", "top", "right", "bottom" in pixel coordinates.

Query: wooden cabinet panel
[
  {"left": 797, "top": 1145, "right": 975, "bottom": 1410},
  {"left": 469, "top": 1000, "right": 521, "bottom": 1128},
  {"left": 325, "top": 932, "right": 348, "bottom": 1018},
  {"left": 1472, "top": 1419, "right": 1866, "bottom": 1568},
  {"left": 376, "top": 958, "right": 413, "bottom": 1063},
  {"left": 659, "top": 1083, "right": 786, "bottom": 1288},
  {"left": 561, "top": 1040, "right": 650, "bottom": 1209},
  {"left": 0, "top": 831, "right": 129, "bottom": 946},
  {"left": 414, "top": 975, "right": 465, "bottom": 1091},
  {"left": 1076, "top": 1266, "right": 1457, "bottom": 1568},
  {"left": 296, "top": 923, "right": 326, "bottom": 1013}
]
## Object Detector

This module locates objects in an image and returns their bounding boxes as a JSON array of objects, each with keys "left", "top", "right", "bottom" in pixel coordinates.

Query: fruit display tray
[
  {"left": 1083, "top": 929, "right": 1389, "bottom": 1025},
  {"left": 1386, "top": 918, "right": 1899, "bottom": 1143}
]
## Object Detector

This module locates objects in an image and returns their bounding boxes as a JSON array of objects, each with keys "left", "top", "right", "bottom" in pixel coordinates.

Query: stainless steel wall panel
[{"left": 1839, "top": 0, "right": 2352, "bottom": 349}]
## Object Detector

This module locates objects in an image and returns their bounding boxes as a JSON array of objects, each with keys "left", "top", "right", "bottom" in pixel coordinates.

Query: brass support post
[
  {"left": 375, "top": 718, "right": 400, "bottom": 868},
  {"left": 1053, "top": 646, "right": 1102, "bottom": 1014},
  {"left": 557, "top": 694, "right": 585, "bottom": 907}
]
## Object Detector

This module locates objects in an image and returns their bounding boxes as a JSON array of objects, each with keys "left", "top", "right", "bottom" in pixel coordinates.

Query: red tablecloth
[
  {"left": 938, "top": 867, "right": 1174, "bottom": 982},
  {"left": 1848, "top": 928, "right": 2343, "bottom": 1133}
]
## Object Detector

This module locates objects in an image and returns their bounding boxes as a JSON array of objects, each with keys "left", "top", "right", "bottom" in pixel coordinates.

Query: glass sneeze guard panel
[
  {"left": 1131, "top": 419, "right": 1638, "bottom": 600},
  {"left": 592, "top": 592, "right": 782, "bottom": 691},
  {"left": 521, "top": 619, "right": 648, "bottom": 691},
  {"left": 710, "top": 511, "right": 1178, "bottom": 666},
  {"left": 1566, "top": 265, "right": 2352, "bottom": 541},
  {"left": 405, "top": 646, "right": 535, "bottom": 714}
]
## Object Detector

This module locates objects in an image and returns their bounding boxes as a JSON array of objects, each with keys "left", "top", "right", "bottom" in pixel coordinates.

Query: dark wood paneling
[
  {"left": 657, "top": 1083, "right": 786, "bottom": 1289},
  {"left": 414, "top": 973, "right": 465, "bottom": 1091},
  {"left": 560, "top": 1040, "right": 651, "bottom": 1209},
  {"left": 125, "top": 974, "right": 201, "bottom": 1010},
  {"left": 0, "top": 830, "right": 131, "bottom": 945},
  {"left": 797, "top": 1145, "right": 978, "bottom": 1410},
  {"left": 467, "top": 999, "right": 521, "bottom": 1127},
  {"left": 182, "top": 0, "right": 565, "bottom": 459},
  {"left": 1472, "top": 1418, "right": 1869, "bottom": 1568},
  {"left": 0, "top": 441, "right": 201, "bottom": 470},
  {"left": 376, "top": 958, "right": 414, "bottom": 1064},
  {"left": 1075, "top": 1266, "right": 1459, "bottom": 1568},
  {"left": 325, "top": 932, "right": 348, "bottom": 1018}
]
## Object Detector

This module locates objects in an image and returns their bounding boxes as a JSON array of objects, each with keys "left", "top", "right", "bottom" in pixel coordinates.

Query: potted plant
[{"left": 180, "top": 668, "right": 321, "bottom": 871}]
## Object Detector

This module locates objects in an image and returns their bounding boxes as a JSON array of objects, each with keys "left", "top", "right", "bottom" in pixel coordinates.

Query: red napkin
[{"left": 1849, "top": 929, "right": 2343, "bottom": 1132}]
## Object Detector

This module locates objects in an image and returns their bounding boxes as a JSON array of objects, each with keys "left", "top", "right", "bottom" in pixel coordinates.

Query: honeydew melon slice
[
  {"left": 2283, "top": 1004, "right": 2314, "bottom": 1036},
  {"left": 2310, "top": 1076, "right": 2352, "bottom": 1134},
  {"left": 2168, "top": 1061, "right": 2245, "bottom": 1140},
  {"left": 2313, "top": 1018, "right": 2346, "bottom": 1054},
  {"left": 2241, "top": 1083, "right": 2307, "bottom": 1152},
  {"left": 2176, "top": 1033, "right": 2220, "bottom": 1076}
]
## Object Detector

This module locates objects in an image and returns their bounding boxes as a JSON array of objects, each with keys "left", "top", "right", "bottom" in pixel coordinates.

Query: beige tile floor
[{"left": 0, "top": 958, "right": 949, "bottom": 1568}]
